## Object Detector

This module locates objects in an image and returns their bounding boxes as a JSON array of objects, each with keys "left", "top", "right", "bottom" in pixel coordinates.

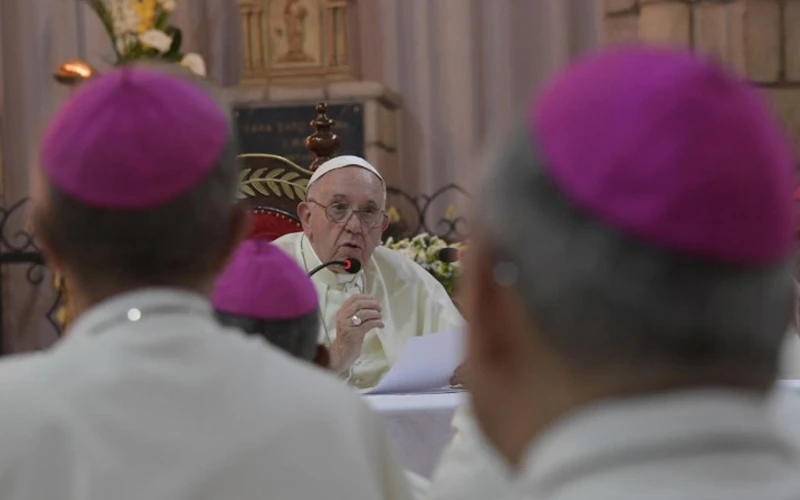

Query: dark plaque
[{"left": 233, "top": 103, "right": 365, "bottom": 168}]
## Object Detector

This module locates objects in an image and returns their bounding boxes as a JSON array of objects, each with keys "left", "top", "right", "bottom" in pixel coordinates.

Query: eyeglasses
[{"left": 308, "top": 200, "right": 387, "bottom": 229}]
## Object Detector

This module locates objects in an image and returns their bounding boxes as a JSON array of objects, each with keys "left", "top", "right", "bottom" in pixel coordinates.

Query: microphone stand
[
  {"left": 307, "top": 258, "right": 361, "bottom": 277},
  {"left": 307, "top": 261, "right": 348, "bottom": 277}
]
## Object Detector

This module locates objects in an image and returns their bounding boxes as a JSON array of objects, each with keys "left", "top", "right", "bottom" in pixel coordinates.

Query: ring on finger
[{"left": 351, "top": 314, "right": 362, "bottom": 327}]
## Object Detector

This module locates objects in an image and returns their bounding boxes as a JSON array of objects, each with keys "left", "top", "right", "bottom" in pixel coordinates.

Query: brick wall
[{"left": 603, "top": 0, "right": 800, "bottom": 155}]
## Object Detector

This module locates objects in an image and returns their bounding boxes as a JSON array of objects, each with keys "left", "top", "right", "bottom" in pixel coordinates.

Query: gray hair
[
  {"left": 36, "top": 142, "right": 240, "bottom": 292},
  {"left": 476, "top": 123, "right": 793, "bottom": 380},
  {"left": 215, "top": 310, "right": 320, "bottom": 362}
]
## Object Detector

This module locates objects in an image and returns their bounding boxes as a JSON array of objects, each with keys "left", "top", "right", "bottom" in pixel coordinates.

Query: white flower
[
  {"left": 180, "top": 52, "right": 207, "bottom": 76},
  {"left": 398, "top": 248, "right": 416, "bottom": 261},
  {"left": 111, "top": 2, "right": 139, "bottom": 36},
  {"left": 412, "top": 233, "right": 430, "bottom": 245},
  {"left": 115, "top": 33, "right": 136, "bottom": 55},
  {"left": 138, "top": 29, "right": 173, "bottom": 53},
  {"left": 158, "top": 0, "right": 177, "bottom": 12}
]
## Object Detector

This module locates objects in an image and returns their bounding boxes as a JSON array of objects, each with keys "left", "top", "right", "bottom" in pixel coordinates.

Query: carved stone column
[{"left": 603, "top": 0, "right": 800, "bottom": 155}]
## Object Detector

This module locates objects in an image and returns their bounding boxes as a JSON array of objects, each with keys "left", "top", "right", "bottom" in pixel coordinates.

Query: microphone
[
  {"left": 308, "top": 258, "right": 362, "bottom": 277},
  {"left": 438, "top": 247, "right": 461, "bottom": 263}
]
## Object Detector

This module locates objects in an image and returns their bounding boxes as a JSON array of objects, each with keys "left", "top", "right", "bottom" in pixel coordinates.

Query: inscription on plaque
[{"left": 233, "top": 103, "right": 365, "bottom": 167}]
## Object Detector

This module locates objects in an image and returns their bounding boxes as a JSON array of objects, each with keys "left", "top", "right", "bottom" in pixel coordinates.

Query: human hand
[
  {"left": 449, "top": 360, "right": 469, "bottom": 387},
  {"left": 331, "top": 294, "right": 384, "bottom": 373}
]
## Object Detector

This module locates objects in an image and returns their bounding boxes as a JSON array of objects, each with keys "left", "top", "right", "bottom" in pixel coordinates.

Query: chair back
[
  {"left": 238, "top": 153, "right": 311, "bottom": 241},
  {"left": 237, "top": 102, "right": 342, "bottom": 241}
]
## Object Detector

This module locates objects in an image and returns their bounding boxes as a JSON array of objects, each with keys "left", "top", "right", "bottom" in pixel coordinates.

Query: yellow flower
[
  {"left": 445, "top": 204, "right": 459, "bottom": 221},
  {"left": 132, "top": 0, "right": 158, "bottom": 33},
  {"left": 387, "top": 206, "right": 401, "bottom": 223}
]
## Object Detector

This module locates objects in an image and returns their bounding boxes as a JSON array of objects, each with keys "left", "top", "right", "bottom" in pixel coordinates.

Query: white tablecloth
[
  {"left": 364, "top": 392, "right": 466, "bottom": 478},
  {"left": 365, "top": 381, "right": 800, "bottom": 480}
]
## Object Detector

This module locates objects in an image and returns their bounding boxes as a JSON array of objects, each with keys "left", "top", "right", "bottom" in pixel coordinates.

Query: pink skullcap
[
  {"left": 212, "top": 239, "right": 318, "bottom": 320},
  {"left": 531, "top": 45, "right": 796, "bottom": 265},
  {"left": 40, "top": 66, "right": 229, "bottom": 209}
]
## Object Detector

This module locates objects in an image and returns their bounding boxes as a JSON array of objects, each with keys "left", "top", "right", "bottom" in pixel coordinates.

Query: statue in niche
[
  {"left": 238, "top": 0, "right": 358, "bottom": 81},
  {"left": 279, "top": 0, "right": 313, "bottom": 62}
]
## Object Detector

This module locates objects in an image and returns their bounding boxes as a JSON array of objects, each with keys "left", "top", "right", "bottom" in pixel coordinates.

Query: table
[
  {"left": 364, "top": 391, "right": 466, "bottom": 478},
  {"left": 365, "top": 381, "right": 800, "bottom": 480}
]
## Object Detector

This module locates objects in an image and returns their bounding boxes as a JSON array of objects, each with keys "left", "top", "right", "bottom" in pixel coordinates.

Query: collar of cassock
[
  {"left": 516, "top": 390, "right": 792, "bottom": 496},
  {"left": 63, "top": 288, "right": 215, "bottom": 341},
  {"left": 301, "top": 235, "right": 363, "bottom": 288}
]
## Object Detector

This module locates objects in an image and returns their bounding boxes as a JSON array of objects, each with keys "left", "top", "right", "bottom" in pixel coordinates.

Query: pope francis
[{"left": 273, "top": 156, "right": 464, "bottom": 388}]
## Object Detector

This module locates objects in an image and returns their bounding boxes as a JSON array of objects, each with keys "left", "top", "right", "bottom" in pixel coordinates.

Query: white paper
[{"left": 363, "top": 328, "right": 465, "bottom": 395}]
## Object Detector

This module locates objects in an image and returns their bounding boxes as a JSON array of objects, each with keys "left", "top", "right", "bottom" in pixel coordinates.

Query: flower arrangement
[
  {"left": 384, "top": 233, "right": 465, "bottom": 295},
  {"left": 53, "top": 272, "right": 73, "bottom": 330},
  {"left": 83, "top": 0, "right": 206, "bottom": 76}
]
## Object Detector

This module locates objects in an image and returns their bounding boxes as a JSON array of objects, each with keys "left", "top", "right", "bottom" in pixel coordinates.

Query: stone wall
[{"left": 603, "top": 0, "right": 800, "bottom": 155}]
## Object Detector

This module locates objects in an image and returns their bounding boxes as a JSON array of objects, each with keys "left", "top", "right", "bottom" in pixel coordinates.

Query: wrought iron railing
[
  {"left": 0, "top": 185, "right": 468, "bottom": 352},
  {"left": 0, "top": 198, "right": 63, "bottom": 352},
  {"left": 383, "top": 184, "right": 470, "bottom": 243}
]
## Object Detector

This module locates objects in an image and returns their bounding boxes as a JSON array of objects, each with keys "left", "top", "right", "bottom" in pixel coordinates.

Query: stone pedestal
[
  {"left": 603, "top": 0, "right": 800, "bottom": 156},
  {"left": 221, "top": 81, "right": 402, "bottom": 187}
]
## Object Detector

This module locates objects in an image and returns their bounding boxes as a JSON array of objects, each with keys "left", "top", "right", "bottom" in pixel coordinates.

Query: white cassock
[
  {"left": 429, "top": 390, "right": 800, "bottom": 500},
  {"left": 273, "top": 232, "right": 465, "bottom": 389},
  {"left": 0, "top": 289, "right": 412, "bottom": 500}
]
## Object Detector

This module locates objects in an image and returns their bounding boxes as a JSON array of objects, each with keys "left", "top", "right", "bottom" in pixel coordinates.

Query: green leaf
[
  {"left": 82, "top": 0, "right": 121, "bottom": 59},
  {"left": 239, "top": 184, "right": 256, "bottom": 197},
  {"left": 164, "top": 26, "right": 183, "bottom": 55},
  {"left": 253, "top": 181, "right": 271, "bottom": 197},
  {"left": 280, "top": 181, "right": 295, "bottom": 200},
  {"left": 266, "top": 180, "right": 280, "bottom": 195},
  {"left": 154, "top": 10, "right": 170, "bottom": 30}
]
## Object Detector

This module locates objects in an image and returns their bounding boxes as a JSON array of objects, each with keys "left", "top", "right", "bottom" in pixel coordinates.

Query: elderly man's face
[{"left": 298, "top": 167, "right": 388, "bottom": 266}]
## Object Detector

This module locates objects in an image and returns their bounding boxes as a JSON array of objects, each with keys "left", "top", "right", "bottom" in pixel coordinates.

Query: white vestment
[
  {"left": 426, "top": 390, "right": 800, "bottom": 500},
  {"left": 273, "top": 232, "right": 465, "bottom": 388},
  {"left": 513, "top": 390, "right": 800, "bottom": 500},
  {"left": 0, "top": 289, "right": 412, "bottom": 500}
]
